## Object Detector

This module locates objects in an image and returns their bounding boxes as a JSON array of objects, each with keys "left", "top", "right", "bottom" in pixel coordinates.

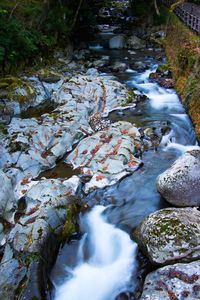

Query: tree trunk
[
  {"left": 70, "top": 0, "right": 84, "bottom": 31},
  {"left": 154, "top": 0, "right": 160, "bottom": 15}
]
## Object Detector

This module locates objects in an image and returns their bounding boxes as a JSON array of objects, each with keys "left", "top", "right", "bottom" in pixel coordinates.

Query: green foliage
[
  {"left": 153, "top": 6, "right": 169, "bottom": 25},
  {"left": 0, "top": 0, "right": 103, "bottom": 72},
  {"left": 0, "top": 13, "right": 38, "bottom": 66}
]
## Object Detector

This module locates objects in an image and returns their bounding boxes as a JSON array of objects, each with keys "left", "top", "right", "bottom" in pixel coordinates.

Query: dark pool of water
[
  {"left": 38, "top": 161, "right": 79, "bottom": 180},
  {"left": 21, "top": 101, "right": 55, "bottom": 119}
]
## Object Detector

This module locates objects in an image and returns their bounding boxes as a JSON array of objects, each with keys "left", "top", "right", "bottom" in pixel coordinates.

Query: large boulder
[
  {"left": 66, "top": 121, "right": 142, "bottom": 193},
  {"left": 9, "top": 177, "right": 81, "bottom": 253},
  {"left": 157, "top": 150, "right": 200, "bottom": 207},
  {"left": 141, "top": 260, "right": 200, "bottom": 300},
  {"left": 109, "top": 35, "right": 126, "bottom": 49},
  {"left": 0, "top": 171, "right": 16, "bottom": 223},
  {"left": 127, "top": 35, "right": 146, "bottom": 50},
  {"left": 133, "top": 207, "right": 200, "bottom": 265}
]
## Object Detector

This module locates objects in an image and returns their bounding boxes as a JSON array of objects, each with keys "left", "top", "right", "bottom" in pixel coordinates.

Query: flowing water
[
  {"left": 50, "top": 41, "right": 199, "bottom": 299},
  {"left": 53, "top": 206, "right": 137, "bottom": 300}
]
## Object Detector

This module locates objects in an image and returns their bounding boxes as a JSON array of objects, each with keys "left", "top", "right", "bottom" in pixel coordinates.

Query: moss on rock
[
  {"left": 0, "top": 76, "right": 36, "bottom": 106},
  {"left": 164, "top": 10, "right": 200, "bottom": 141},
  {"left": 133, "top": 207, "right": 200, "bottom": 265}
]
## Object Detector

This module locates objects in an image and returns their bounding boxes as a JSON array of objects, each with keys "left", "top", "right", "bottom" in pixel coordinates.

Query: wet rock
[
  {"left": 66, "top": 121, "right": 142, "bottom": 193},
  {"left": 73, "top": 49, "right": 90, "bottom": 60},
  {"left": 53, "top": 75, "right": 134, "bottom": 116},
  {"left": 0, "top": 253, "right": 27, "bottom": 300},
  {"left": 111, "top": 61, "right": 127, "bottom": 72},
  {"left": 2, "top": 117, "right": 85, "bottom": 183},
  {"left": 141, "top": 260, "right": 200, "bottom": 300},
  {"left": 0, "top": 74, "right": 133, "bottom": 189},
  {"left": 133, "top": 207, "right": 200, "bottom": 265},
  {"left": 127, "top": 36, "right": 146, "bottom": 50},
  {"left": 157, "top": 150, "right": 200, "bottom": 207},
  {"left": 89, "top": 58, "right": 109, "bottom": 68},
  {"left": 0, "top": 171, "right": 16, "bottom": 223},
  {"left": 158, "top": 78, "right": 175, "bottom": 88},
  {"left": 0, "top": 76, "right": 36, "bottom": 112},
  {"left": 149, "top": 64, "right": 174, "bottom": 88},
  {"left": 9, "top": 177, "right": 81, "bottom": 252},
  {"left": 38, "top": 69, "right": 62, "bottom": 83},
  {"left": 109, "top": 35, "right": 126, "bottom": 49},
  {"left": 140, "top": 121, "right": 170, "bottom": 151},
  {"left": 0, "top": 101, "right": 14, "bottom": 125},
  {"left": 132, "top": 61, "right": 147, "bottom": 71},
  {"left": 86, "top": 68, "right": 99, "bottom": 76}
]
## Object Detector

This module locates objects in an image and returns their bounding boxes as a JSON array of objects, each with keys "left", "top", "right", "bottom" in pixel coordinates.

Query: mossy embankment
[{"left": 164, "top": 10, "right": 200, "bottom": 141}]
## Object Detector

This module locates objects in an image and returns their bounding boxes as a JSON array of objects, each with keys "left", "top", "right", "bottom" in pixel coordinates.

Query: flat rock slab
[
  {"left": 141, "top": 260, "right": 200, "bottom": 300},
  {"left": 53, "top": 75, "right": 134, "bottom": 116},
  {"left": 0, "top": 74, "right": 133, "bottom": 192},
  {"left": 157, "top": 150, "right": 200, "bottom": 207},
  {"left": 66, "top": 121, "right": 142, "bottom": 193},
  {"left": 133, "top": 207, "right": 200, "bottom": 265}
]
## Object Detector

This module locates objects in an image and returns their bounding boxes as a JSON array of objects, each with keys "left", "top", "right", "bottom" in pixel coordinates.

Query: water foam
[{"left": 54, "top": 206, "right": 137, "bottom": 300}]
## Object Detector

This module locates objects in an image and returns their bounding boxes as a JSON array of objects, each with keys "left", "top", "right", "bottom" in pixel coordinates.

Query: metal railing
[{"left": 160, "top": 0, "right": 200, "bottom": 34}]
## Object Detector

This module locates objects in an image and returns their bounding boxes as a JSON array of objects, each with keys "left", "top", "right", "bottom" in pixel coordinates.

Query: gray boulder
[
  {"left": 9, "top": 177, "right": 80, "bottom": 253},
  {"left": 109, "top": 35, "right": 126, "bottom": 49},
  {"left": 141, "top": 260, "right": 200, "bottom": 300},
  {"left": 66, "top": 121, "right": 142, "bottom": 193},
  {"left": 157, "top": 150, "right": 200, "bottom": 207},
  {"left": 111, "top": 61, "right": 127, "bottom": 72},
  {"left": 127, "top": 35, "right": 146, "bottom": 50},
  {"left": 133, "top": 207, "right": 200, "bottom": 265}
]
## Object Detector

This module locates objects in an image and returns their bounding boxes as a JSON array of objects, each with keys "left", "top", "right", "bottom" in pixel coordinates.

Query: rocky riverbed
[{"left": 0, "top": 3, "right": 200, "bottom": 299}]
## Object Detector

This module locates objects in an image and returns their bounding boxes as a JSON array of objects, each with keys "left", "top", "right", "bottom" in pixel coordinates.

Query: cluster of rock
[
  {"left": 133, "top": 150, "right": 200, "bottom": 299},
  {"left": 149, "top": 64, "right": 175, "bottom": 88},
  {"left": 0, "top": 69, "right": 136, "bottom": 194},
  {"left": 0, "top": 41, "right": 145, "bottom": 298},
  {"left": 66, "top": 121, "right": 142, "bottom": 193}
]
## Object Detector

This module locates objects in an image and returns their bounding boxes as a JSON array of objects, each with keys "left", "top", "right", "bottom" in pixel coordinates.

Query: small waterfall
[{"left": 54, "top": 206, "right": 137, "bottom": 300}]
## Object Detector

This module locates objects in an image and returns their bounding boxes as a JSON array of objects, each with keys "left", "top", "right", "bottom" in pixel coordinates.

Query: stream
[{"left": 49, "top": 36, "right": 198, "bottom": 299}]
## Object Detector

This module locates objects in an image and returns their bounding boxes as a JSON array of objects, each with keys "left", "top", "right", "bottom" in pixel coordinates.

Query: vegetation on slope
[
  {"left": 0, "top": 0, "right": 108, "bottom": 72},
  {"left": 164, "top": 10, "right": 200, "bottom": 141}
]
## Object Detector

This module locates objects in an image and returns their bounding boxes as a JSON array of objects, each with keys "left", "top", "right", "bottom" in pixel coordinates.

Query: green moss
[
  {"left": 121, "top": 91, "right": 136, "bottom": 107},
  {"left": 163, "top": 8, "right": 200, "bottom": 141},
  {"left": 0, "top": 76, "right": 36, "bottom": 105},
  {"left": 62, "top": 205, "right": 76, "bottom": 240},
  {"left": 157, "top": 63, "right": 170, "bottom": 73},
  {"left": 0, "top": 123, "right": 8, "bottom": 134}
]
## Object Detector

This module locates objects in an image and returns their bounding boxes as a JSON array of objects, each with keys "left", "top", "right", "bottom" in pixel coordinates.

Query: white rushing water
[
  {"left": 130, "top": 66, "right": 199, "bottom": 153},
  {"left": 54, "top": 206, "right": 137, "bottom": 300}
]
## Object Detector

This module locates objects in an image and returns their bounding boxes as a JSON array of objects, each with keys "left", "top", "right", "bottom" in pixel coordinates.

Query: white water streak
[{"left": 55, "top": 206, "right": 137, "bottom": 300}]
